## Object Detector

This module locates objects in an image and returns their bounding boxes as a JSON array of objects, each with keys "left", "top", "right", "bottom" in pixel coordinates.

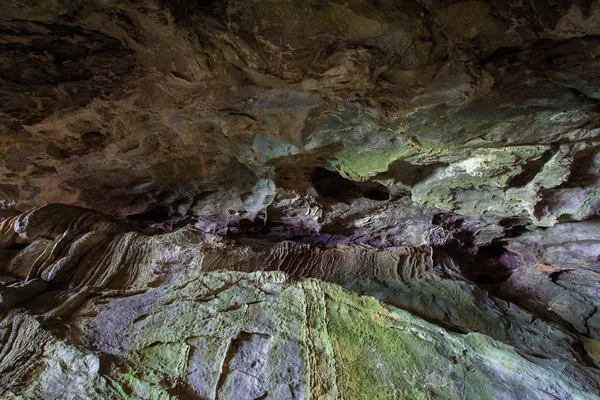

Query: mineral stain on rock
[{"left": 1, "top": 0, "right": 600, "bottom": 399}]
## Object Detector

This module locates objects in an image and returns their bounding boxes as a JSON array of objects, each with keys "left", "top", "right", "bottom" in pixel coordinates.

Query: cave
[{"left": 1, "top": 1, "right": 600, "bottom": 398}]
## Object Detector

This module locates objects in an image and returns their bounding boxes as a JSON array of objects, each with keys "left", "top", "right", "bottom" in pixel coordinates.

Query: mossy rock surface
[{"left": 4, "top": 272, "right": 598, "bottom": 399}]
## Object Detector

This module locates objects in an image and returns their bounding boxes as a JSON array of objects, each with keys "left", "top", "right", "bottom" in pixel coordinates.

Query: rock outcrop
[{"left": 1, "top": 1, "right": 600, "bottom": 398}]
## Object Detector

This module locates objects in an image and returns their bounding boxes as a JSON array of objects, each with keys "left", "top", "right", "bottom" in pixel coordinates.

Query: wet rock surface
[{"left": 1, "top": 1, "right": 600, "bottom": 398}]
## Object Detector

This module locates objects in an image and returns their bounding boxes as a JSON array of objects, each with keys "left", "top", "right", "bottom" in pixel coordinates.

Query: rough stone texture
[
  {"left": 0, "top": 204, "right": 599, "bottom": 398},
  {"left": 0, "top": 0, "right": 599, "bottom": 227},
  {"left": 1, "top": 0, "right": 600, "bottom": 398}
]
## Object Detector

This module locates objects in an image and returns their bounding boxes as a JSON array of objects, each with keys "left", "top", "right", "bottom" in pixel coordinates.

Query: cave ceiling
[{"left": 1, "top": 1, "right": 600, "bottom": 398}]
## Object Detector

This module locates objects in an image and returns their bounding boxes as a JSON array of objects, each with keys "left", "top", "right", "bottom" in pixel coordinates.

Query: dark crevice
[
  {"left": 444, "top": 240, "right": 515, "bottom": 285},
  {"left": 192, "top": 190, "right": 219, "bottom": 204},
  {"left": 478, "top": 242, "right": 507, "bottom": 258},
  {"left": 364, "top": 188, "right": 390, "bottom": 201},
  {"left": 498, "top": 218, "right": 530, "bottom": 238},
  {"left": 254, "top": 391, "right": 269, "bottom": 400},
  {"left": 481, "top": 46, "right": 524, "bottom": 64},
  {"left": 571, "top": 341, "right": 600, "bottom": 369},
  {"left": 6, "top": 242, "right": 28, "bottom": 251},
  {"left": 82, "top": 131, "right": 103, "bottom": 140},
  {"left": 548, "top": 269, "right": 572, "bottom": 283},
  {"left": 507, "top": 147, "right": 556, "bottom": 188},
  {"left": 311, "top": 167, "right": 390, "bottom": 203},
  {"left": 374, "top": 160, "right": 448, "bottom": 186},
  {"left": 127, "top": 205, "right": 173, "bottom": 221},
  {"left": 215, "top": 331, "right": 267, "bottom": 399},
  {"left": 160, "top": 0, "right": 224, "bottom": 23},
  {"left": 560, "top": 144, "right": 600, "bottom": 188},
  {"left": 584, "top": 306, "right": 598, "bottom": 337}
]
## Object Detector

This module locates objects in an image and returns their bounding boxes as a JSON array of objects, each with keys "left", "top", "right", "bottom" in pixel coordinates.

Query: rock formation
[{"left": 1, "top": 0, "right": 600, "bottom": 398}]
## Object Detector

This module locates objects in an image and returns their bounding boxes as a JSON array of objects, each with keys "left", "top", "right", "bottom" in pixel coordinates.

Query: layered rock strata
[{"left": 2, "top": 0, "right": 600, "bottom": 398}]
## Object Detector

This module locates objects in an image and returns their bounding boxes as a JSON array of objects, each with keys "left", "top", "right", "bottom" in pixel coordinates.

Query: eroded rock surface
[
  {"left": 1, "top": 1, "right": 600, "bottom": 399},
  {"left": 0, "top": 204, "right": 599, "bottom": 399}
]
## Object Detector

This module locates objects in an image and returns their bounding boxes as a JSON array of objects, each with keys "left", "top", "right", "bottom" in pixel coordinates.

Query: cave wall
[{"left": 1, "top": 1, "right": 600, "bottom": 399}]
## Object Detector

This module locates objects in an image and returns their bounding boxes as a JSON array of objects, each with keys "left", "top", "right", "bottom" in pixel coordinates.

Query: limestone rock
[{"left": 1, "top": 1, "right": 600, "bottom": 398}]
